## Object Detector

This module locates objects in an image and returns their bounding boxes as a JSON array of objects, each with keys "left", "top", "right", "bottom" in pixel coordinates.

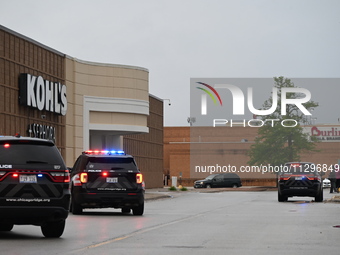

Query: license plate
[
  {"left": 19, "top": 175, "right": 37, "bottom": 183},
  {"left": 295, "top": 177, "right": 303, "bottom": 180},
  {"left": 106, "top": 177, "right": 118, "bottom": 183}
]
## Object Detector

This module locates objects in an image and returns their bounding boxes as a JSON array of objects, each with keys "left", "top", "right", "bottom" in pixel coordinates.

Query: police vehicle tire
[
  {"left": 41, "top": 220, "right": 65, "bottom": 238},
  {"left": 132, "top": 203, "right": 144, "bottom": 216},
  {"left": 0, "top": 223, "right": 13, "bottom": 231},
  {"left": 278, "top": 193, "right": 287, "bottom": 202},
  {"left": 72, "top": 200, "right": 83, "bottom": 215},
  {"left": 315, "top": 190, "right": 323, "bottom": 202}
]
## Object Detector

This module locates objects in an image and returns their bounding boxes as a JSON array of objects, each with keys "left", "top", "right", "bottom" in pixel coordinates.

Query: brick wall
[
  {"left": 0, "top": 26, "right": 66, "bottom": 155},
  {"left": 165, "top": 126, "right": 340, "bottom": 187},
  {"left": 124, "top": 96, "right": 164, "bottom": 188}
]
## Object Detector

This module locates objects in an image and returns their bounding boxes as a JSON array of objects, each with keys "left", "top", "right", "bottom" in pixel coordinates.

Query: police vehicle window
[
  {"left": 86, "top": 157, "right": 137, "bottom": 170},
  {"left": 72, "top": 157, "right": 82, "bottom": 172},
  {"left": 0, "top": 142, "right": 64, "bottom": 166}
]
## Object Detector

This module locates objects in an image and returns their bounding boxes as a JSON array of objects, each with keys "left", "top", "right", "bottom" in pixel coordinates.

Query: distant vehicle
[
  {"left": 322, "top": 178, "right": 331, "bottom": 188},
  {"left": 278, "top": 162, "right": 323, "bottom": 202},
  {"left": 70, "top": 150, "right": 145, "bottom": 215},
  {"left": 0, "top": 136, "right": 70, "bottom": 237},
  {"left": 194, "top": 173, "right": 242, "bottom": 188}
]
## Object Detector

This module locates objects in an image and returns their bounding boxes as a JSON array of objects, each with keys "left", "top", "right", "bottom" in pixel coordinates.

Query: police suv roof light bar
[{"left": 83, "top": 150, "right": 125, "bottom": 155}]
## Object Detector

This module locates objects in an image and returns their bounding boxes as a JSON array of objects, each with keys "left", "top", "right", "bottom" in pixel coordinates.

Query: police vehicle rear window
[
  {"left": 0, "top": 141, "right": 65, "bottom": 166},
  {"left": 86, "top": 157, "right": 137, "bottom": 171}
]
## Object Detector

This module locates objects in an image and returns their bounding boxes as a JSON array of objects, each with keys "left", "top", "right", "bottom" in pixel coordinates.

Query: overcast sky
[{"left": 1, "top": 0, "right": 339, "bottom": 126}]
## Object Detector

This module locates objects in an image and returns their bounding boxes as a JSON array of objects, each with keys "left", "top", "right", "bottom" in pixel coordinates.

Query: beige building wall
[{"left": 64, "top": 57, "right": 149, "bottom": 166}]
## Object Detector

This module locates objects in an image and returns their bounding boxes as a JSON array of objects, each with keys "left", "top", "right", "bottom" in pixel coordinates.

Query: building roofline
[
  {"left": 66, "top": 55, "right": 149, "bottom": 72},
  {"left": 0, "top": 25, "right": 149, "bottom": 73},
  {"left": 149, "top": 94, "right": 164, "bottom": 102},
  {"left": 0, "top": 25, "right": 65, "bottom": 57}
]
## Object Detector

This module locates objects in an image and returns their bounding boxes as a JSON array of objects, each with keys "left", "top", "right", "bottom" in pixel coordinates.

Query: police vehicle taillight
[
  {"left": 136, "top": 173, "right": 143, "bottom": 184},
  {"left": 50, "top": 170, "right": 70, "bottom": 183},
  {"left": 80, "top": 173, "right": 88, "bottom": 183}
]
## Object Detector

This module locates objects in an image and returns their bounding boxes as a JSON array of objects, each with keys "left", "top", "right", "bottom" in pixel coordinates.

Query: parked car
[
  {"left": 0, "top": 135, "right": 70, "bottom": 237},
  {"left": 70, "top": 150, "right": 145, "bottom": 215},
  {"left": 278, "top": 162, "right": 323, "bottom": 202},
  {"left": 322, "top": 178, "right": 331, "bottom": 188},
  {"left": 194, "top": 173, "right": 242, "bottom": 188}
]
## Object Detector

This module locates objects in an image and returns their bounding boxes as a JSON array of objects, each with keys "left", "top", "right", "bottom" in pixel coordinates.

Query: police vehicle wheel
[
  {"left": 315, "top": 190, "right": 323, "bottom": 202},
  {"left": 0, "top": 223, "right": 13, "bottom": 231},
  {"left": 132, "top": 203, "right": 144, "bottom": 216},
  {"left": 278, "top": 193, "right": 287, "bottom": 202},
  {"left": 41, "top": 220, "right": 65, "bottom": 238},
  {"left": 71, "top": 198, "right": 83, "bottom": 215}
]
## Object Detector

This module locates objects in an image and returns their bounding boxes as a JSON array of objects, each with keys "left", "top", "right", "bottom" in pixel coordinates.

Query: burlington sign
[
  {"left": 304, "top": 126, "right": 340, "bottom": 142},
  {"left": 19, "top": 73, "right": 67, "bottom": 116}
]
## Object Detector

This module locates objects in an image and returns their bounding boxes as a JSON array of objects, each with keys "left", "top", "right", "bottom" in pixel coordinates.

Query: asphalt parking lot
[{"left": 145, "top": 186, "right": 340, "bottom": 202}]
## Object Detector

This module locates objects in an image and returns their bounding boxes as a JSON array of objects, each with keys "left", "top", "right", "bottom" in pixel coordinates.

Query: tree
[{"left": 248, "top": 77, "right": 319, "bottom": 166}]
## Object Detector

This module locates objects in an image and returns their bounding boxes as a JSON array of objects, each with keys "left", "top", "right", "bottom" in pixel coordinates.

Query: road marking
[{"left": 71, "top": 212, "right": 206, "bottom": 253}]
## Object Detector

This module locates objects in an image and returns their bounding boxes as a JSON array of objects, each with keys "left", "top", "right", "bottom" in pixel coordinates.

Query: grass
[{"left": 168, "top": 186, "right": 188, "bottom": 191}]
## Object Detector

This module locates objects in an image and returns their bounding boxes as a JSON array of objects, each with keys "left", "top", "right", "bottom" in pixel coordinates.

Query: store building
[{"left": 0, "top": 25, "right": 163, "bottom": 188}]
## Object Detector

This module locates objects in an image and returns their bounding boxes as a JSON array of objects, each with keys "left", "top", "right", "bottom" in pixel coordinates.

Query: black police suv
[
  {"left": 0, "top": 136, "right": 70, "bottom": 237},
  {"left": 278, "top": 162, "right": 323, "bottom": 202},
  {"left": 70, "top": 150, "right": 145, "bottom": 215},
  {"left": 194, "top": 173, "right": 242, "bottom": 188}
]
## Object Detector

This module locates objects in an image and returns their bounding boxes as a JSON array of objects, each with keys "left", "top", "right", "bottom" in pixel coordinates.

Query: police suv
[
  {"left": 0, "top": 135, "right": 70, "bottom": 237},
  {"left": 278, "top": 162, "right": 323, "bottom": 202},
  {"left": 70, "top": 150, "right": 145, "bottom": 215}
]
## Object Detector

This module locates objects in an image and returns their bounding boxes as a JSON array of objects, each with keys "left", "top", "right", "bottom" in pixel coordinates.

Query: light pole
[{"left": 163, "top": 99, "right": 171, "bottom": 106}]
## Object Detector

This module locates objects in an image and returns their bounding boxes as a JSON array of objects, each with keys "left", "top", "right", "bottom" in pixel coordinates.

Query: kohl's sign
[{"left": 19, "top": 73, "right": 67, "bottom": 115}]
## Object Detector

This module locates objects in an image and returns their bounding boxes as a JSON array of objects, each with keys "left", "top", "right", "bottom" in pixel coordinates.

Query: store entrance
[{"left": 89, "top": 131, "right": 123, "bottom": 150}]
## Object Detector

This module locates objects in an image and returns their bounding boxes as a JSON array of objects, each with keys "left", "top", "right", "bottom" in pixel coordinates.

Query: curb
[
  {"left": 145, "top": 194, "right": 173, "bottom": 201},
  {"left": 196, "top": 187, "right": 278, "bottom": 193}
]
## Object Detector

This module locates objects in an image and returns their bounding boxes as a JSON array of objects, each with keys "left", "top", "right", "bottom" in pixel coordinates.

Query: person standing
[
  {"left": 335, "top": 165, "right": 340, "bottom": 193},
  {"left": 329, "top": 166, "right": 337, "bottom": 193}
]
